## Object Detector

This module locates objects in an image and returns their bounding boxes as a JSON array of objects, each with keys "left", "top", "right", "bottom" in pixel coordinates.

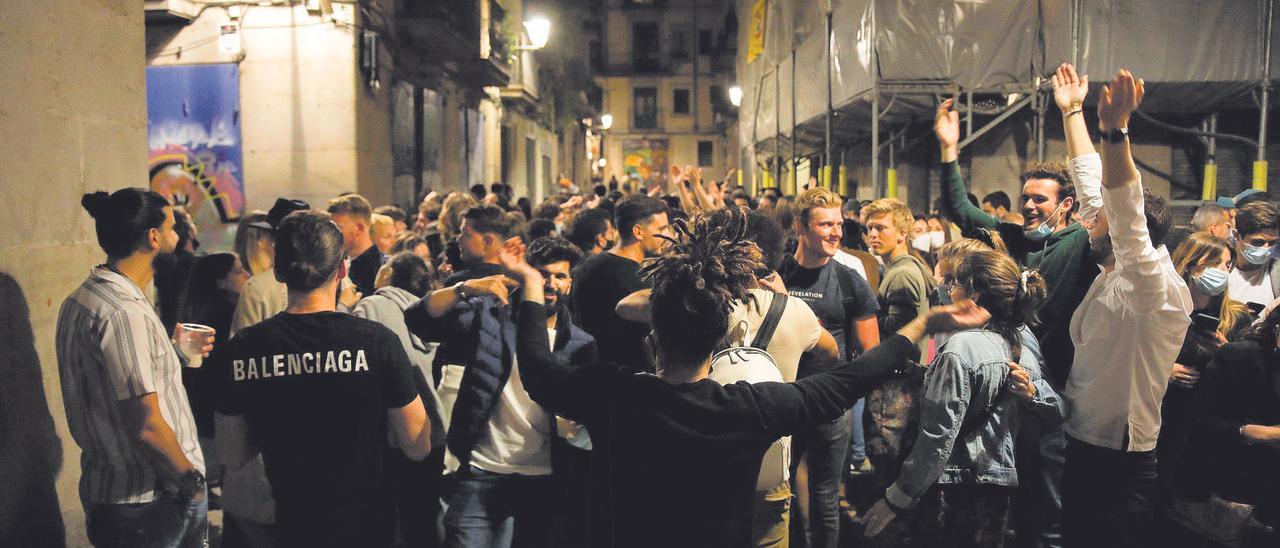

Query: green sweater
[
  {"left": 939, "top": 160, "right": 1099, "bottom": 387},
  {"left": 878, "top": 253, "right": 934, "bottom": 361}
]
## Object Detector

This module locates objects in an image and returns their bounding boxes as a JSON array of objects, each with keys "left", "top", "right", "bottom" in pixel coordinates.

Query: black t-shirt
[
  {"left": 513, "top": 301, "right": 914, "bottom": 548},
  {"left": 349, "top": 244, "right": 386, "bottom": 297},
  {"left": 571, "top": 252, "right": 652, "bottom": 371},
  {"left": 778, "top": 255, "right": 879, "bottom": 369},
  {"left": 209, "top": 312, "right": 417, "bottom": 548}
]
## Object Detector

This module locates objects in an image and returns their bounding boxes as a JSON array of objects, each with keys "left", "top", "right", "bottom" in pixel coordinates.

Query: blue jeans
[
  {"left": 442, "top": 466, "right": 552, "bottom": 548},
  {"left": 794, "top": 409, "right": 852, "bottom": 548},
  {"left": 848, "top": 398, "right": 867, "bottom": 464},
  {"left": 87, "top": 490, "right": 208, "bottom": 548}
]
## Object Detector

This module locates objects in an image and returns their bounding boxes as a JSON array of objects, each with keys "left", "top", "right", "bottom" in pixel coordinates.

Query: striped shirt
[{"left": 56, "top": 265, "right": 205, "bottom": 506}]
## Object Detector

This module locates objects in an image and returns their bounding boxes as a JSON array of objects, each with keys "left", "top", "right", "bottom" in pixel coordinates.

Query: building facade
[{"left": 593, "top": 0, "right": 737, "bottom": 188}]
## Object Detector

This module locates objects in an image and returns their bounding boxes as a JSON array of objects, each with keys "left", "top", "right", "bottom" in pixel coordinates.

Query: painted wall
[
  {"left": 147, "top": 4, "right": 394, "bottom": 225},
  {"left": 0, "top": 1, "right": 147, "bottom": 545}
]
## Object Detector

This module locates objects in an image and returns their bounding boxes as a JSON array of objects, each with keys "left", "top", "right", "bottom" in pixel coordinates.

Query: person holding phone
[{"left": 1159, "top": 233, "right": 1255, "bottom": 503}]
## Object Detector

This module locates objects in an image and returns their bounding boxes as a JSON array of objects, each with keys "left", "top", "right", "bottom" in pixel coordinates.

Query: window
[
  {"left": 634, "top": 87, "right": 658, "bottom": 129},
  {"left": 673, "top": 89, "right": 690, "bottom": 115},
  {"left": 710, "top": 85, "right": 724, "bottom": 108},
  {"left": 698, "top": 30, "right": 713, "bottom": 54},
  {"left": 670, "top": 28, "right": 690, "bottom": 60},
  {"left": 632, "top": 23, "right": 660, "bottom": 72},
  {"left": 698, "top": 141, "right": 714, "bottom": 167}
]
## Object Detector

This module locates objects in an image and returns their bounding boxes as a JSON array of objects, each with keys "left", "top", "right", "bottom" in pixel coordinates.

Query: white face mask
[
  {"left": 912, "top": 234, "right": 932, "bottom": 253},
  {"left": 929, "top": 231, "right": 946, "bottom": 249}
]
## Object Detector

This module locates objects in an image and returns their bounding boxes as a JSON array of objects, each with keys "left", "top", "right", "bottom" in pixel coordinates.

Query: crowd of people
[{"left": 55, "top": 64, "right": 1279, "bottom": 548}]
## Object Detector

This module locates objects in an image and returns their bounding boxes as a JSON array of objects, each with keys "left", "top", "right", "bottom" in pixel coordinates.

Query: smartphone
[{"left": 1191, "top": 312, "right": 1220, "bottom": 332}]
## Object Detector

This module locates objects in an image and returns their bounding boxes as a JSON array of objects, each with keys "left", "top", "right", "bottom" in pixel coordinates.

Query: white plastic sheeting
[{"left": 738, "top": 0, "right": 1276, "bottom": 151}]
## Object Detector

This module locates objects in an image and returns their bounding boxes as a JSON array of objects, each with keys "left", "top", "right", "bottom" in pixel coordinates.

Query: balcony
[{"left": 398, "top": 0, "right": 510, "bottom": 88}]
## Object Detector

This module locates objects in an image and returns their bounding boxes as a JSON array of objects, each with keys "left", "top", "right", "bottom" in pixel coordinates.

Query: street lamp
[
  {"left": 600, "top": 113, "right": 613, "bottom": 130},
  {"left": 521, "top": 17, "right": 551, "bottom": 51},
  {"left": 728, "top": 86, "right": 743, "bottom": 107}
]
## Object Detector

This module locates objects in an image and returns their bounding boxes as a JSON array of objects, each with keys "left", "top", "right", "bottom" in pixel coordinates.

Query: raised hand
[
  {"left": 934, "top": 98, "right": 960, "bottom": 161},
  {"left": 1052, "top": 63, "right": 1089, "bottom": 113},
  {"left": 1097, "top": 69, "right": 1144, "bottom": 131}
]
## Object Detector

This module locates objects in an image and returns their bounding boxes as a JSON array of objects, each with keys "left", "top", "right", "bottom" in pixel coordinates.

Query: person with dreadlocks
[{"left": 496, "top": 207, "right": 992, "bottom": 548}]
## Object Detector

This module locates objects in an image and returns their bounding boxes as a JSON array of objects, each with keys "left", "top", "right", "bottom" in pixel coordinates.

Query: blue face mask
[
  {"left": 1241, "top": 243, "right": 1272, "bottom": 265},
  {"left": 936, "top": 282, "right": 953, "bottom": 305},
  {"left": 1024, "top": 200, "right": 1067, "bottom": 243},
  {"left": 1192, "top": 267, "right": 1230, "bottom": 296}
]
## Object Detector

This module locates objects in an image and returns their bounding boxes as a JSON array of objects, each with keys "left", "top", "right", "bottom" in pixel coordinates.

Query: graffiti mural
[
  {"left": 146, "top": 64, "right": 245, "bottom": 250},
  {"left": 622, "top": 138, "right": 669, "bottom": 186}
]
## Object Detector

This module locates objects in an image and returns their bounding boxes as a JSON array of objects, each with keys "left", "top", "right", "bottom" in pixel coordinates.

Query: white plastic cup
[{"left": 177, "top": 323, "right": 215, "bottom": 368}]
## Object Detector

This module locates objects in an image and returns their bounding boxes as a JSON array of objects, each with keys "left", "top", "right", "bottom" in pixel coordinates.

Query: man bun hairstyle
[
  {"left": 641, "top": 206, "right": 763, "bottom": 365},
  {"left": 526, "top": 236, "right": 584, "bottom": 270},
  {"left": 274, "top": 211, "right": 345, "bottom": 292},
  {"left": 81, "top": 188, "right": 171, "bottom": 258}
]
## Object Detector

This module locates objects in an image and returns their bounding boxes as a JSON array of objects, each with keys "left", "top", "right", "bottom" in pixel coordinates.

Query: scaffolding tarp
[{"left": 739, "top": 0, "right": 1275, "bottom": 153}]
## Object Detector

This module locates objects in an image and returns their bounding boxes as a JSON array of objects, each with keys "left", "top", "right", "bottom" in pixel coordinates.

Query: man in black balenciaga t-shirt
[{"left": 210, "top": 211, "right": 431, "bottom": 548}]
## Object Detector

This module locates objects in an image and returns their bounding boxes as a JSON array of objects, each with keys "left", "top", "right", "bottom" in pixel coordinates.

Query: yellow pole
[
  {"left": 887, "top": 167, "right": 898, "bottom": 199},
  {"left": 838, "top": 165, "right": 848, "bottom": 196},
  {"left": 1254, "top": 160, "right": 1269, "bottom": 191},
  {"left": 1201, "top": 162, "right": 1217, "bottom": 202}
]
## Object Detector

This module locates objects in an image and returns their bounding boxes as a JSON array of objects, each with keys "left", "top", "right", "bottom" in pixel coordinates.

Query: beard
[
  {"left": 1089, "top": 234, "right": 1114, "bottom": 266},
  {"left": 545, "top": 290, "right": 561, "bottom": 316}
]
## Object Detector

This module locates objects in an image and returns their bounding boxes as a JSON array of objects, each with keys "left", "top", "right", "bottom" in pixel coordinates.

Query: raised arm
[
  {"left": 935, "top": 99, "right": 999, "bottom": 232},
  {"left": 1096, "top": 70, "right": 1168, "bottom": 309},
  {"left": 1053, "top": 63, "right": 1104, "bottom": 224}
]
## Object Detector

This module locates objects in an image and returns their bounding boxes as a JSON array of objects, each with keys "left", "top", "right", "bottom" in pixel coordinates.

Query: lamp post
[
  {"left": 728, "top": 86, "right": 743, "bottom": 108},
  {"left": 520, "top": 17, "right": 551, "bottom": 51}
]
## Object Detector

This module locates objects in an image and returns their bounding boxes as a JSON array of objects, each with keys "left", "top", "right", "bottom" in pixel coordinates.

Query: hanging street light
[{"left": 728, "top": 85, "right": 743, "bottom": 108}]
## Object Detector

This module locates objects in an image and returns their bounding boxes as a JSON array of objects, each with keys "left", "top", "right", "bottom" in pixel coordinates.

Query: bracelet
[{"left": 1063, "top": 108, "right": 1084, "bottom": 119}]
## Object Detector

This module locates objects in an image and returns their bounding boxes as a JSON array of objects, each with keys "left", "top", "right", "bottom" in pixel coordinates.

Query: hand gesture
[
  {"left": 857, "top": 498, "right": 898, "bottom": 538},
  {"left": 1051, "top": 63, "right": 1089, "bottom": 113},
  {"left": 934, "top": 98, "right": 961, "bottom": 149},
  {"left": 462, "top": 274, "right": 521, "bottom": 306},
  {"left": 669, "top": 165, "right": 685, "bottom": 185},
  {"left": 924, "top": 299, "right": 991, "bottom": 334},
  {"left": 1097, "top": 69, "right": 1144, "bottom": 131},
  {"left": 339, "top": 280, "right": 363, "bottom": 309},
  {"left": 1006, "top": 361, "right": 1037, "bottom": 402},
  {"left": 757, "top": 271, "right": 788, "bottom": 295},
  {"left": 497, "top": 238, "right": 539, "bottom": 283},
  {"left": 687, "top": 165, "right": 702, "bottom": 187}
]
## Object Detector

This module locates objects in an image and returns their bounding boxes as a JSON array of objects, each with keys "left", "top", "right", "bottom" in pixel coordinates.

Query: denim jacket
[{"left": 885, "top": 326, "right": 1065, "bottom": 510}]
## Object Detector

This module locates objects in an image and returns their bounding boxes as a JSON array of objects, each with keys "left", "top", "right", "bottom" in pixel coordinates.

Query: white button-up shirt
[
  {"left": 56, "top": 266, "right": 205, "bottom": 505},
  {"left": 1064, "top": 153, "right": 1192, "bottom": 452}
]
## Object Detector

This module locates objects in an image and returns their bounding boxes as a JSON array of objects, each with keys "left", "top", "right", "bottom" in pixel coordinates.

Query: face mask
[
  {"left": 936, "top": 282, "right": 953, "bottom": 305},
  {"left": 929, "top": 231, "right": 946, "bottom": 248},
  {"left": 1241, "top": 243, "right": 1272, "bottom": 265},
  {"left": 1024, "top": 200, "right": 1067, "bottom": 243},
  {"left": 1193, "top": 267, "right": 1229, "bottom": 296},
  {"left": 1227, "top": 231, "right": 1236, "bottom": 247},
  {"left": 912, "top": 235, "right": 932, "bottom": 253}
]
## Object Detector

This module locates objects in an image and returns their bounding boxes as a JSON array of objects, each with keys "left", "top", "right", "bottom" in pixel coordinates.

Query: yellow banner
[{"left": 747, "top": 0, "right": 767, "bottom": 64}]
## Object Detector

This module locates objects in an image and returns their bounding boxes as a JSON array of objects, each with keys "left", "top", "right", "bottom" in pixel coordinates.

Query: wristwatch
[
  {"left": 1099, "top": 127, "right": 1129, "bottom": 143},
  {"left": 175, "top": 469, "right": 206, "bottom": 500},
  {"left": 454, "top": 281, "right": 470, "bottom": 301}
]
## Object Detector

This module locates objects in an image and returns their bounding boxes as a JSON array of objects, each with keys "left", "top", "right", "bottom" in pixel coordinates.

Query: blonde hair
[
  {"left": 439, "top": 192, "right": 478, "bottom": 240},
  {"left": 862, "top": 198, "right": 914, "bottom": 235},
  {"left": 1172, "top": 232, "right": 1249, "bottom": 338},
  {"left": 370, "top": 213, "right": 394, "bottom": 238},
  {"left": 793, "top": 188, "right": 844, "bottom": 226}
]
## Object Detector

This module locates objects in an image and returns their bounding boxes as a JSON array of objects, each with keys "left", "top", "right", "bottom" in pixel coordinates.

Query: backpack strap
[
  {"left": 751, "top": 293, "right": 789, "bottom": 350},
  {"left": 834, "top": 266, "right": 861, "bottom": 359}
]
